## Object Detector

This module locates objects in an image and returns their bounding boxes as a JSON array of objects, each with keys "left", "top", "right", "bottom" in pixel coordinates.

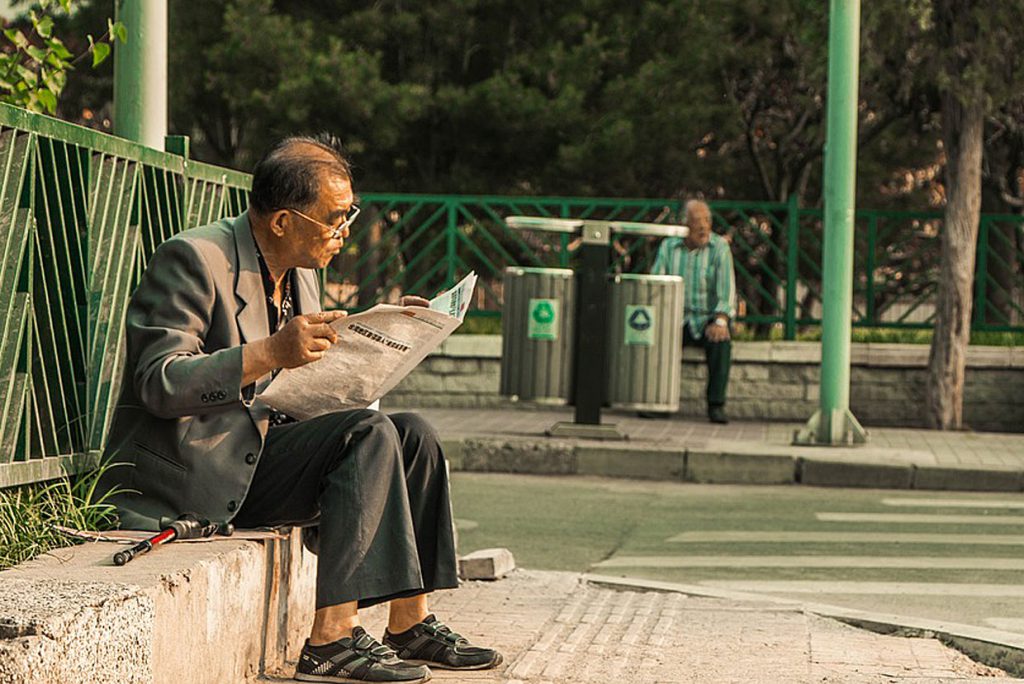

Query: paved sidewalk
[
  {"left": 264, "top": 570, "right": 1017, "bottom": 683},
  {"left": 405, "top": 407, "right": 1024, "bottom": 490}
]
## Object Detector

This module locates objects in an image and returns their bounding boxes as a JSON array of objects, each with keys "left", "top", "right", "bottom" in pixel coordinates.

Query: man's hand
[
  {"left": 242, "top": 311, "right": 347, "bottom": 387},
  {"left": 268, "top": 311, "right": 347, "bottom": 368},
  {"left": 400, "top": 294, "right": 430, "bottom": 308},
  {"left": 705, "top": 318, "right": 731, "bottom": 343}
]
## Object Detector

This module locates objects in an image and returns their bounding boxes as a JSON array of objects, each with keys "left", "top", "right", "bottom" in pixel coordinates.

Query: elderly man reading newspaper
[{"left": 100, "top": 134, "right": 501, "bottom": 683}]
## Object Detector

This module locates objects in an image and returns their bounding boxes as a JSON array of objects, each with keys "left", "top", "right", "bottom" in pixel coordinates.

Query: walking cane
[{"left": 112, "top": 513, "right": 234, "bottom": 566}]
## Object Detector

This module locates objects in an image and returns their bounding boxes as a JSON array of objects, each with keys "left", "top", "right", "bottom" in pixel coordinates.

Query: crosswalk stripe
[
  {"left": 816, "top": 512, "right": 1023, "bottom": 525},
  {"left": 665, "top": 531, "right": 1024, "bottom": 545},
  {"left": 696, "top": 581, "right": 1024, "bottom": 597},
  {"left": 881, "top": 498, "right": 1024, "bottom": 510},
  {"left": 594, "top": 555, "right": 1024, "bottom": 570}
]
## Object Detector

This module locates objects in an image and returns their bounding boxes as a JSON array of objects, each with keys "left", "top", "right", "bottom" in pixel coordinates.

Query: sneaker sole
[
  {"left": 295, "top": 672, "right": 431, "bottom": 684},
  {"left": 402, "top": 652, "right": 503, "bottom": 671}
]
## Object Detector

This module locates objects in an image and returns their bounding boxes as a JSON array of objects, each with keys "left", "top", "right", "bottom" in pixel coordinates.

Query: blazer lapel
[{"left": 233, "top": 212, "right": 269, "bottom": 343}]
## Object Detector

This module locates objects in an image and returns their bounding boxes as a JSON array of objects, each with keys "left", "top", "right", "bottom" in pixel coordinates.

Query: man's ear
[{"left": 268, "top": 210, "right": 290, "bottom": 238}]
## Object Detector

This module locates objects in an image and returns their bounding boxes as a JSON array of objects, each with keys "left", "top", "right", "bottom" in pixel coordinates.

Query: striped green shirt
[{"left": 651, "top": 232, "right": 736, "bottom": 339}]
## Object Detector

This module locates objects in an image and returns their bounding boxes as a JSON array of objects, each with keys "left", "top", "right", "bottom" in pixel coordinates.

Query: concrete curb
[
  {"left": 0, "top": 530, "right": 315, "bottom": 684},
  {"left": 443, "top": 436, "right": 1024, "bottom": 492},
  {"left": 582, "top": 573, "right": 1024, "bottom": 677}
]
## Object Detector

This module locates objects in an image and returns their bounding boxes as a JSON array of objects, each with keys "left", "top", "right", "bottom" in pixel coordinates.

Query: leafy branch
[{"left": 0, "top": 0, "right": 126, "bottom": 115}]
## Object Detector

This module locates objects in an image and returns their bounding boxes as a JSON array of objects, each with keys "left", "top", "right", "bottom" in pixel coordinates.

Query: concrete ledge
[
  {"left": 800, "top": 458, "right": 915, "bottom": 488},
  {"left": 442, "top": 435, "right": 1018, "bottom": 492},
  {"left": 913, "top": 466, "right": 1024, "bottom": 492},
  {"left": 687, "top": 450, "right": 796, "bottom": 485},
  {"left": 0, "top": 530, "right": 315, "bottom": 684},
  {"left": 577, "top": 446, "right": 684, "bottom": 480}
]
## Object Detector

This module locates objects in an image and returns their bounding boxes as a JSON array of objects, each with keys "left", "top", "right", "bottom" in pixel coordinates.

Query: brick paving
[
  {"left": 412, "top": 406, "right": 1024, "bottom": 470},
  {"left": 272, "top": 570, "right": 1013, "bottom": 683}
]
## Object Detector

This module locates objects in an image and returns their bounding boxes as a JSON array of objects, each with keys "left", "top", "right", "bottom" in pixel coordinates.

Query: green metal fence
[
  {"left": 334, "top": 194, "right": 1024, "bottom": 338},
  {"left": 0, "top": 104, "right": 249, "bottom": 489},
  {"left": 3, "top": 100, "right": 1023, "bottom": 488}
]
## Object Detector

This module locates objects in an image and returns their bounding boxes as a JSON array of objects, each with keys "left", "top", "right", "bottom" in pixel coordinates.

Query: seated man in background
[
  {"left": 651, "top": 199, "right": 737, "bottom": 424},
  {"left": 100, "top": 134, "right": 501, "bottom": 683}
]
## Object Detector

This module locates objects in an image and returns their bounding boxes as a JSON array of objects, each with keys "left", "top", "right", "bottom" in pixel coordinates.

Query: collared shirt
[
  {"left": 651, "top": 232, "right": 736, "bottom": 339},
  {"left": 252, "top": 233, "right": 299, "bottom": 426}
]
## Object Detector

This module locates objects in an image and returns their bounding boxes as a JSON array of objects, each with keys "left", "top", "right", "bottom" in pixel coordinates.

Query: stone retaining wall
[{"left": 384, "top": 336, "right": 1024, "bottom": 432}]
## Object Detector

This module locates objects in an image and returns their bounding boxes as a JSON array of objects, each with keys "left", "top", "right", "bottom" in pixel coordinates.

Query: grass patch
[{"left": 0, "top": 464, "right": 123, "bottom": 571}]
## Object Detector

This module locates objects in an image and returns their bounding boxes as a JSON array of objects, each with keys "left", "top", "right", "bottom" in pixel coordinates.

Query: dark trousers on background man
[{"left": 684, "top": 322, "right": 731, "bottom": 415}]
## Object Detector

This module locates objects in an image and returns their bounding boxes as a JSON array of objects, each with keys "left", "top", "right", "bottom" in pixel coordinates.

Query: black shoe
[
  {"left": 636, "top": 411, "right": 671, "bottom": 419},
  {"left": 383, "top": 614, "right": 503, "bottom": 671},
  {"left": 708, "top": 406, "right": 729, "bottom": 424},
  {"left": 296, "top": 627, "right": 431, "bottom": 683}
]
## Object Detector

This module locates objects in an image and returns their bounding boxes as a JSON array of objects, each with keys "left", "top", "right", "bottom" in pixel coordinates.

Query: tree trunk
[{"left": 925, "top": 96, "right": 984, "bottom": 429}]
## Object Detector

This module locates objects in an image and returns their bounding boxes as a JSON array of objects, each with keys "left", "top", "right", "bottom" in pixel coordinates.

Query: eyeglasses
[{"left": 287, "top": 205, "right": 361, "bottom": 239}]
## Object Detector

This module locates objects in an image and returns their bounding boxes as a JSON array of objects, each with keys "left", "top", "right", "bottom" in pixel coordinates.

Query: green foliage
[
  {"left": 0, "top": 0, "right": 125, "bottom": 115},
  {"left": 0, "top": 463, "right": 124, "bottom": 570}
]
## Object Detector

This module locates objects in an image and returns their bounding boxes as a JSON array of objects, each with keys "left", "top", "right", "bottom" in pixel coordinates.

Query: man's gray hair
[{"left": 249, "top": 133, "right": 352, "bottom": 214}]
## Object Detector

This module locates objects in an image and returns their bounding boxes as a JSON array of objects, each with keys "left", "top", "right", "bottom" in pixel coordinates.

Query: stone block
[
  {"left": 800, "top": 458, "right": 914, "bottom": 488},
  {"left": 731, "top": 364, "right": 770, "bottom": 381},
  {"left": 769, "top": 342, "right": 820, "bottom": 363},
  {"left": 866, "top": 343, "right": 928, "bottom": 367},
  {"left": 731, "top": 382, "right": 804, "bottom": 400},
  {"left": 686, "top": 450, "right": 795, "bottom": 485},
  {"left": 964, "top": 346, "right": 1012, "bottom": 368},
  {"left": 460, "top": 438, "right": 576, "bottom": 474},
  {"left": 914, "top": 466, "right": 1023, "bottom": 492},
  {"left": 458, "top": 548, "right": 516, "bottom": 580},
  {"left": 804, "top": 384, "right": 820, "bottom": 401},
  {"left": 442, "top": 369, "right": 499, "bottom": 394},
  {"left": 440, "top": 334, "right": 502, "bottom": 358},
  {"left": 731, "top": 342, "right": 772, "bottom": 362},
  {"left": 427, "top": 357, "right": 466, "bottom": 375},
  {"left": 768, "top": 364, "right": 820, "bottom": 384},
  {"left": 395, "top": 371, "right": 445, "bottom": 393},
  {"left": 576, "top": 446, "right": 684, "bottom": 480}
]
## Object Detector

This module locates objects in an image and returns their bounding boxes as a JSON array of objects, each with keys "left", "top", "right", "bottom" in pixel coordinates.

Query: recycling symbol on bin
[
  {"left": 532, "top": 301, "right": 556, "bottom": 324},
  {"left": 628, "top": 308, "right": 652, "bottom": 331}
]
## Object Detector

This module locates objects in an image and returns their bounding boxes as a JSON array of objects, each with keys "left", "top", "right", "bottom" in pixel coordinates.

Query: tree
[
  {"left": 924, "top": 0, "right": 1024, "bottom": 429},
  {"left": 0, "top": 0, "right": 123, "bottom": 115}
]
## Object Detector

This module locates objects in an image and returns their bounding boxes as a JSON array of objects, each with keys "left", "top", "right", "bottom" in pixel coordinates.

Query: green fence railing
[
  {"left": 0, "top": 104, "right": 249, "bottom": 489},
  {"left": 3, "top": 100, "right": 1023, "bottom": 488},
  {"left": 332, "top": 194, "right": 1024, "bottom": 338}
]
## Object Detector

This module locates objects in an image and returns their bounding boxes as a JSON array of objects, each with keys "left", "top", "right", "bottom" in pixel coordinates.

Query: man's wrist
[{"left": 712, "top": 316, "right": 729, "bottom": 327}]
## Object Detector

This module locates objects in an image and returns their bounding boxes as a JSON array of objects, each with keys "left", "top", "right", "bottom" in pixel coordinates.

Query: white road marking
[
  {"left": 696, "top": 581, "right": 1024, "bottom": 597},
  {"left": 816, "top": 512, "right": 1024, "bottom": 525},
  {"left": 665, "top": 531, "right": 1024, "bottom": 545},
  {"left": 881, "top": 498, "right": 1024, "bottom": 510},
  {"left": 594, "top": 555, "right": 1024, "bottom": 570}
]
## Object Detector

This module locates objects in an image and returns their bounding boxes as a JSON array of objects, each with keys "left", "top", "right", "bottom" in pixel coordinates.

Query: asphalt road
[{"left": 450, "top": 473, "right": 1024, "bottom": 637}]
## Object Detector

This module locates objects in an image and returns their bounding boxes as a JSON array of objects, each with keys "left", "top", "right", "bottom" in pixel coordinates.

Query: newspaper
[{"left": 258, "top": 272, "right": 477, "bottom": 420}]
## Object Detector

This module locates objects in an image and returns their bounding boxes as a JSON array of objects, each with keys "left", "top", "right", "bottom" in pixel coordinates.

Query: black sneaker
[
  {"left": 383, "top": 614, "right": 503, "bottom": 671},
  {"left": 296, "top": 626, "right": 431, "bottom": 683},
  {"left": 708, "top": 406, "right": 729, "bottom": 424}
]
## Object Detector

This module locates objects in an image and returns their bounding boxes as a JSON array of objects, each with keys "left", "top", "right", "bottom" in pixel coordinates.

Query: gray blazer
[{"left": 101, "top": 212, "right": 321, "bottom": 530}]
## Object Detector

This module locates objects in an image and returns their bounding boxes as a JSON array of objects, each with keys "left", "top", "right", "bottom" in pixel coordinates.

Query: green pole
[
  {"left": 795, "top": 0, "right": 867, "bottom": 445},
  {"left": 113, "top": 0, "right": 167, "bottom": 148}
]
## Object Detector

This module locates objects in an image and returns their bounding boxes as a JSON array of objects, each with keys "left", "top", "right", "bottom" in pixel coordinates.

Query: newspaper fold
[{"left": 258, "top": 272, "right": 477, "bottom": 420}]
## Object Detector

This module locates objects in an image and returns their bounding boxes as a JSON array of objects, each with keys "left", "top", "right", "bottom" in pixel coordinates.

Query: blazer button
[
  {"left": 200, "top": 393, "right": 208, "bottom": 403},
  {"left": 227, "top": 500, "right": 237, "bottom": 512},
  {"left": 245, "top": 452, "right": 256, "bottom": 465}
]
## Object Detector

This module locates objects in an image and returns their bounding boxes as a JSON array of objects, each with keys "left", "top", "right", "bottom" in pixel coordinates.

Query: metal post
[
  {"left": 113, "top": 0, "right": 168, "bottom": 148},
  {"left": 795, "top": 0, "right": 867, "bottom": 445}
]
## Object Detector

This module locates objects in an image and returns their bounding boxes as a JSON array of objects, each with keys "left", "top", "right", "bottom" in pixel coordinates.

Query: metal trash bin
[
  {"left": 500, "top": 267, "right": 575, "bottom": 402},
  {"left": 606, "top": 274, "right": 684, "bottom": 412}
]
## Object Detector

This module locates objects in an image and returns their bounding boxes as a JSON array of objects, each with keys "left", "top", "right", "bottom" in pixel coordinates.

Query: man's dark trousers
[
  {"left": 683, "top": 322, "right": 731, "bottom": 410},
  {"left": 233, "top": 409, "right": 458, "bottom": 609}
]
